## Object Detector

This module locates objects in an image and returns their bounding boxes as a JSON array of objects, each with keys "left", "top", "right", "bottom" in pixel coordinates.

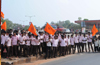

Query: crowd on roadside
[{"left": 1, "top": 29, "right": 100, "bottom": 59}]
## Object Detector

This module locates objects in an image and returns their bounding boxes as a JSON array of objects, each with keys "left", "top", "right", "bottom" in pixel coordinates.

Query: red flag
[
  {"left": 28, "top": 23, "right": 37, "bottom": 36},
  {"left": 1, "top": 12, "right": 4, "bottom": 18},
  {"left": 44, "top": 23, "right": 56, "bottom": 35},
  {"left": 92, "top": 25, "right": 98, "bottom": 36},
  {"left": 1, "top": 21, "right": 7, "bottom": 31}
]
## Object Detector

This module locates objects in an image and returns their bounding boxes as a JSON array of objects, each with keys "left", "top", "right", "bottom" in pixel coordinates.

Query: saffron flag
[
  {"left": 28, "top": 23, "right": 37, "bottom": 36},
  {"left": 44, "top": 23, "right": 56, "bottom": 35},
  {"left": 1, "top": 12, "right": 4, "bottom": 18},
  {"left": 1, "top": 21, "right": 7, "bottom": 31},
  {"left": 92, "top": 25, "right": 98, "bottom": 36}
]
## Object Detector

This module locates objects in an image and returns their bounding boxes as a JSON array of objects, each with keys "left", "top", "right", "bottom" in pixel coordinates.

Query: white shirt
[
  {"left": 82, "top": 37, "right": 87, "bottom": 43},
  {"left": 39, "top": 35, "right": 44, "bottom": 43},
  {"left": 98, "top": 40, "right": 100, "bottom": 47},
  {"left": 26, "top": 36, "right": 31, "bottom": 46},
  {"left": 70, "top": 37, "right": 74, "bottom": 45},
  {"left": 52, "top": 39, "right": 59, "bottom": 47},
  {"left": 95, "top": 40, "right": 98, "bottom": 46},
  {"left": 31, "top": 36, "right": 36, "bottom": 45},
  {"left": 1, "top": 35, "right": 6, "bottom": 45},
  {"left": 67, "top": 38, "right": 71, "bottom": 45},
  {"left": 64, "top": 38, "right": 68, "bottom": 46},
  {"left": 74, "top": 36, "right": 79, "bottom": 43},
  {"left": 6, "top": 37, "right": 12, "bottom": 46},
  {"left": 87, "top": 35, "right": 92, "bottom": 42},
  {"left": 78, "top": 35, "right": 83, "bottom": 42},
  {"left": 60, "top": 39, "right": 66, "bottom": 46},
  {"left": 46, "top": 38, "right": 52, "bottom": 46},
  {"left": 19, "top": 36, "right": 26, "bottom": 45}
]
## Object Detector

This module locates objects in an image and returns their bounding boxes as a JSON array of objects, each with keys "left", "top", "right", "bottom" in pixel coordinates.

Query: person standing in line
[
  {"left": 35, "top": 36, "right": 41, "bottom": 57},
  {"left": 59, "top": 35, "right": 66, "bottom": 56},
  {"left": 18, "top": 32, "right": 26, "bottom": 57},
  {"left": 6, "top": 34, "right": 12, "bottom": 58},
  {"left": 87, "top": 32, "right": 93, "bottom": 52},
  {"left": 45, "top": 35, "right": 52, "bottom": 59},
  {"left": 52, "top": 36, "right": 59, "bottom": 58},
  {"left": 44, "top": 32, "right": 49, "bottom": 54},
  {"left": 70, "top": 35, "right": 75, "bottom": 54},
  {"left": 64, "top": 35, "right": 68, "bottom": 55},
  {"left": 78, "top": 32, "right": 83, "bottom": 53},
  {"left": 1, "top": 30, "right": 6, "bottom": 58},
  {"left": 25, "top": 33, "right": 31, "bottom": 57},
  {"left": 94, "top": 39, "right": 98, "bottom": 52},
  {"left": 31, "top": 34, "right": 36, "bottom": 56},
  {"left": 67, "top": 35, "right": 71, "bottom": 54},
  {"left": 39, "top": 32, "right": 44, "bottom": 54},
  {"left": 74, "top": 33, "right": 79, "bottom": 53},
  {"left": 82, "top": 34, "right": 87, "bottom": 52},
  {"left": 12, "top": 32, "right": 19, "bottom": 57},
  {"left": 98, "top": 34, "right": 100, "bottom": 52}
]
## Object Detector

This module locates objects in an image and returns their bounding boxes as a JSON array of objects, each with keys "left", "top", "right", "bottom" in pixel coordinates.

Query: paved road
[{"left": 40, "top": 52, "right": 100, "bottom": 65}]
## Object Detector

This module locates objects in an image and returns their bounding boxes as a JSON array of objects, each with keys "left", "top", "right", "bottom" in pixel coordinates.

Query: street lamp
[
  {"left": 25, "top": 15, "right": 35, "bottom": 22},
  {"left": 20, "top": 20, "right": 27, "bottom": 26}
]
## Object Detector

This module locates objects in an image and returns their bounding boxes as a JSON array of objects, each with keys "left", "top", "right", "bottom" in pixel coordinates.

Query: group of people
[{"left": 1, "top": 29, "right": 100, "bottom": 59}]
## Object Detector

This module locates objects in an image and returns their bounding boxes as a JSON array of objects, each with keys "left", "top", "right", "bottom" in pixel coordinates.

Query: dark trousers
[
  {"left": 24, "top": 46, "right": 31, "bottom": 56},
  {"left": 53, "top": 47, "right": 57, "bottom": 57},
  {"left": 83, "top": 43, "right": 87, "bottom": 52},
  {"left": 13, "top": 45, "right": 18, "bottom": 57},
  {"left": 40, "top": 43, "right": 44, "bottom": 53},
  {"left": 71, "top": 45, "right": 75, "bottom": 54},
  {"left": 75, "top": 43, "right": 80, "bottom": 53},
  {"left": 7, "top": 46, "right": 11, "bottom": 57},
  {"left": 35, "top": 45, "right": 41, "bottom": 57},
  {"left": 45, "top": 46, "right": 51, "bottom": 58},
  {"left": 88, "top": 42, "right": 93, "bottom": 52},
  {"left": 79, "top": 42, "right": 83, "bottom": 52},
  {"left": 94, "top": 46, "right": 98, "bottom": 52},
  {"left": 1, "top": 44, "right": 4, "bottom": 57},
  {"left": 65, "top": 46, "right": 68, "bottom": 55},
  {"left": 98, "top": 47, "right": 100, "bottom": 52},
  {"left": 20, "top": 45, "right": 25, "bottom": 56},
  {"left": 2, "top": 45, "right": 7, "bottom": 58},
  {"left": 31, "top": 45, "right": 35, "bottom": 56},
  {"left": 60, "top": 46, "right": 66, "bottom": 56},
  {"left": 68, "top": 45, "right": 71, "bottom": 54}
]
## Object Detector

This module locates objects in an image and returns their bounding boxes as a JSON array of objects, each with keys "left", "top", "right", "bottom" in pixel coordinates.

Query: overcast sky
[{"left": 2, "top": 0, "right": 100, "bottom": 27}]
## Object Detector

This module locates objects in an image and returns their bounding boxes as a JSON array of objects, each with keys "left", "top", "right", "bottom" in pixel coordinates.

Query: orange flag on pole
[
  {"left": 92, "top": 24, "right": 98, "bottom": 36},
  {"left": 28, "top": 23, "right": 37, "bottom": 36},
  {"left": 1, "top": 12, "right": 4, "bottom": 18},
  {"left": 44, "top": 23, "right": 56, "bottom": 35},
  {"left": 1, "top": 21, "right": 7, "bottom": 31}
]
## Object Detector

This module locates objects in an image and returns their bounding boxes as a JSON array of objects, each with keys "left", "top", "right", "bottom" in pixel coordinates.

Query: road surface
[{"left": 40, "top": 52, "right": 100, "bottom": 65}]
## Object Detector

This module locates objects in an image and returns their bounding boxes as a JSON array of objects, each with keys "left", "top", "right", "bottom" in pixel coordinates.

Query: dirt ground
[{"left": 18, "top": 54, "right": 73, "bottom": 65}]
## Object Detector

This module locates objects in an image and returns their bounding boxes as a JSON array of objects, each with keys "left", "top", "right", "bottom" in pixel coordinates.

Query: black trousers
[
  {"left": 53, "top": 47, "right": 57, "bottom": 57},
  {"left": 19, "top": 45, "right": 25, "bottom": 56},
  {"left": 94, "top": 46, "right": 98, "bottom": 52},
  {"left": 98, "top": 47, "right": 100, "bottom": 52},
  {"left": 1, "top": 44, "right": 4, "bottom": 57},
  {"left": 24, "top": 46, "right": 31, "bottom": 56},
  {"left": 13, "top": 45, "right": 18, "bottom": 57},
  {"left": 35, "top": 45, "right": 41, "bottom": 56},
  {"left": 2, "top": 45, "right": 7, "bottom": 58},
  {"left": 60, "top": 46, "right": 66, "bottom": 56},
  {"left": 7, "top": 46, "right": 11, "bottom": 57},
  {"left": 65, "top": 46, "right": 68, "bottom": 55},
  {"left": 45, "top": 46, "right": 52, "bottom": 58},
  {"left": 68, "top": 45, "right": 71, "bottom": 54},
  {"left": 71, "top": 45, "right": 75, "bottom": 54},
  {"left": 40, "top": 42, "right": 44, "bottom": 53},
  {"left": 79, "top": 42, "right": 82, "bottom": 52},
  {"left": 88, "top": 42, "right": 93, "bottom": 52},
  {"left": 83, "top": 43, "right": 87, "bottom": 52},
  {"left": 75, "top": 43, "right": 80, "bottom": 53},
  {"left": 31, "top": 45, "right": 35, "bottom": 56}
]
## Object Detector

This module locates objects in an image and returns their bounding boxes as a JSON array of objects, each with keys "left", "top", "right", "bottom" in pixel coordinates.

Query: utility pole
[{"left": 25, "top": 15, "right": 35, "bottom": 24}]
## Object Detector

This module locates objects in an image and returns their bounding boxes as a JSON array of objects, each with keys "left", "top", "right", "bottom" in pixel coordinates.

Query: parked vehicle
[
  {"left": 66, "top": 29, "right": 70, "bottom": 33},
  {"left": 56, "top": 26, "right": 66, "bottom": 32}
]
